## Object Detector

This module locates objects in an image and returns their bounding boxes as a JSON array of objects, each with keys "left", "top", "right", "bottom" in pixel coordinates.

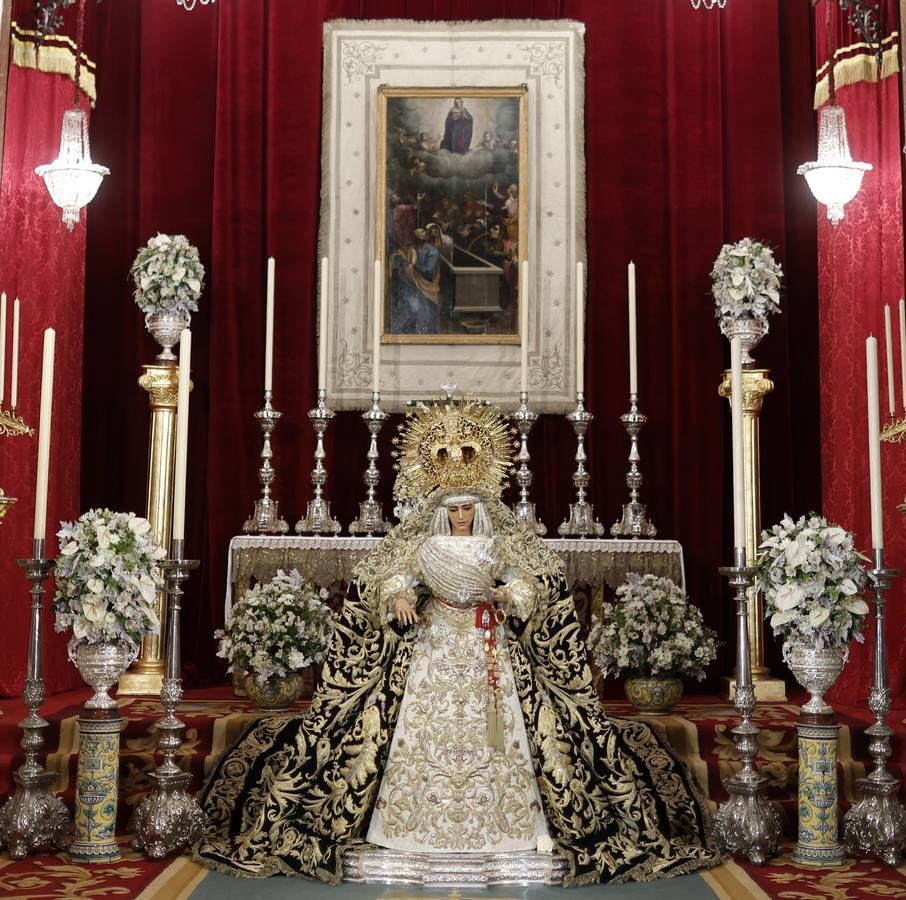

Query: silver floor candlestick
[
  {"left": 611, "top": 392, "right": 657, "bottom": 538},
  {"left": 133, "top": 539, "right": 203, "bottom": 858},
  {"left": 243, "top": 390, "right": 289, "bottom": 534},
  {"left": 0, "top": 542, "right": 71, "bottom": 857},
  {"left": 558, "top": 392, "right": 604, "bottom": 537},
  {"left": 349, "top": 392, "right": 391, "bottom": 536},
  {"left": 511, "top": 392, "right": 546, "bottom": 536},
  {"left": 711, "top": 548, "right": 782, "bottom": 864},
  {"left": 296, "top": 388, "right": 341, "bottom": 535},
  {"left": 842, "top": 549, "right": 906, "bottom": 866}
]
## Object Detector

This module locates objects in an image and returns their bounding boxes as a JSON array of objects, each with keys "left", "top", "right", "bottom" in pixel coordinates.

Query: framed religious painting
[
  {"left": 376, "top": 86, "right": 527, "bottom": 345},
  {"left": 320, "top": 19, "right": 585, "bottom": 412}
]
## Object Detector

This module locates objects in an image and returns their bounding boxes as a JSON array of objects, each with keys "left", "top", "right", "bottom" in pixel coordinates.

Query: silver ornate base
[
  {"left": 243, "top": 498, "right": 289, "bottom": 535},
  {"left": 296, "top": 498, "right": 341, "bottom": 535},
  {"left": 558, "top": 502, "right": 604, "bottom": 537},
  {"left": 610, "top": 501, "right": 657, "bottom": 538},
  {"left": 710, "top": 779, "right": 783, "bottom": 866},
  {"left": 341, "top": 845, "right": 567, "bottom": 885},
  {"left": 132, "top": 770, "right": 204, "bottom": 860},
  {"left": 842, "top": 777, "right": 906, "bottom": 867},
  {"left": 0, "top": 770, "right": 71, "bottom": 859}
]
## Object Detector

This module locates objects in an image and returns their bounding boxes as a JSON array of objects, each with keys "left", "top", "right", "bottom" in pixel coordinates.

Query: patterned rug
[{"left": 0, "top": 688, "right": 904, "bottom": 898}]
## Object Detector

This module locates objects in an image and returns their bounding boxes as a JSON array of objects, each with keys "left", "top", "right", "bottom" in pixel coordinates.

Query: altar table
[{"left": 225, "top": 535, "right": 685, "bottom": 615}]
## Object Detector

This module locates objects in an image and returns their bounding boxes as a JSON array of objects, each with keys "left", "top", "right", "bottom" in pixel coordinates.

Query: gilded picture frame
[{"left": 376, "top": 86, "right": 527, "bottom": 345}]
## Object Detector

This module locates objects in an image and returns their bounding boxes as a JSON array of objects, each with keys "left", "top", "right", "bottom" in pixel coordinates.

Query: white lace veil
[{"left": 427, "top": 493, "right": 494, "bottom": 537}]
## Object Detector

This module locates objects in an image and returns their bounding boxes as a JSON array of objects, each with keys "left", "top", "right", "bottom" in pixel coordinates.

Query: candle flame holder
[
  {"left": 558, "top": 392, "right": 604, "bottom": 537},
  {"left": 243, "top": 390, "right": 289, "bottom": 535},
  {"left": 610, "top": 392, "right": 657, "bottom": 538},
  {"left": 296, "top": 388, "right": 341, "bottom": 535},
  {"left": 349, "top": 392, "right": 392, "bottom": 536},
  {"left": 0, "top": 541, "right": 72, "bottom": 857},
  {"left": 842, "top": 550, "right": 906, "bottom": 866},
  {"left": 0, "top": 407, "right": 34, "bottom": 437},
  {"left": 510, "top": 392, "right": 546, "bottom": 536}
]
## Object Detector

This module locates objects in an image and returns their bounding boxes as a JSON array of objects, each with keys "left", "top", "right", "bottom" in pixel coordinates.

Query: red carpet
[{"left": 0, "top": 687, "right": 904, "bottom": 898}]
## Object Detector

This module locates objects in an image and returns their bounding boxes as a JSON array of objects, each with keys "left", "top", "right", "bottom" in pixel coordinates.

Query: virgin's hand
[
  {"left": 488, "top": 587, "right": 508, "bottom": 607},
  {"left": 394, "top": 596, "right": 419, "bottom": 626}
]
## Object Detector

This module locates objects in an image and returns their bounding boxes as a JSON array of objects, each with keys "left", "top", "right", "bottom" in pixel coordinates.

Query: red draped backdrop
[{"left": 0, "top": 0, "right": 821, "bottom": 694}]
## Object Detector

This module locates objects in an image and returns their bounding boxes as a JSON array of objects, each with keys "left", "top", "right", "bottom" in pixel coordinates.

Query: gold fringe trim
[
  {"left": 814, "top": 34, "right": 900, "bottom": 108},
  {"left": 10, "top": 22, "right": 96, "bottom": 106}
]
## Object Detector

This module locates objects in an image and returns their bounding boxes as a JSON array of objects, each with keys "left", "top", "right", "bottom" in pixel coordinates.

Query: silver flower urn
[
  {"left": 145, "top": 310, "right": 190, "bottom": 362},
  {"left": 787, "top": 645, "right": 848, "bottom": 715},
  {"left": 69, "top": 640, "right": 137, "bottom": 709},
  {"left": 720, "top": 317, "right": 768, "bottom": 366}
]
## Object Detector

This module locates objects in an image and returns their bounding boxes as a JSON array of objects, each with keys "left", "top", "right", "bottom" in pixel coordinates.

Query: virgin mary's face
[{"left": 447, "top": 503, "right": 475, "bottom": 536}]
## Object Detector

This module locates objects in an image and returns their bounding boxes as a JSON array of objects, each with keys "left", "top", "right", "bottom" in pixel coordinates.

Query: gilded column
[
  {"left": 719, "top": 367, "right": 786, "bottom": 701},
  {"left": 69, "top": 710, "right": 124, "bottom": 862},
  {"left": 119, "top": 363, "right": 183, "bottom": 695}
]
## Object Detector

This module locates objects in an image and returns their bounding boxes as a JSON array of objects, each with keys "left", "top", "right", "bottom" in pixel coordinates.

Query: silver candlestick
[
  {"left": 133, "top": 539, "right": 203, "bottom": 858},
  {"left": 243, "top": 390, "right": 289, "bottom": 534},
  {"left": 711, "top": 548, "right": 782, "bottom": 864},
  {"left": 610, "top": 392, "right": 657, "bottom": 538},
  {"left": 349, "top": 392, "right": 391, "bottom": 536},
  {"left": 0, "top": 541, "right": 71, "bottom": 857},
  {"left": 510, "top": 392, "right": 546, "bottom": 536},
  {"left": 296, "top": 388, "right": 341, "bottom": 535},
  {"left": 842, "top": 549, "right": 906, "bottom": 866},
  {"left": 558, "top": 392, "right": 604, "bottom": 537}
]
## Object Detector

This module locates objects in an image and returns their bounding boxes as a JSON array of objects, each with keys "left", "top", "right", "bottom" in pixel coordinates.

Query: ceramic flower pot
[
  {"left": 244, "top": 671, "right": 308, "bottom": 712},
  {"left": 144, "top": 309, "right": 189, "bottom": 361},
  {"left": 69, "top": 640, "right": 137, "bottom": 709},
  {"left": 719, "top": 316, "right": 767, "bottom": 365},
  {"left": 624, "top": 676, "right": 683, "bottom": 715},
  {"left": 786, "top": 645, "right": 847, "bottom": 716}
]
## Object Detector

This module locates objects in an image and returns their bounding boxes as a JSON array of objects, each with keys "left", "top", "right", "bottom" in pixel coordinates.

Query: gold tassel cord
[{"left": 10, "top": 24, "right": 97, "bottom": 106}]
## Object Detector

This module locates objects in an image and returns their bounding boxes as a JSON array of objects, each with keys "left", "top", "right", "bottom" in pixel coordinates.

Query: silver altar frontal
[{"left": 225, "top": 534, "right": 686, "bottom": 614}]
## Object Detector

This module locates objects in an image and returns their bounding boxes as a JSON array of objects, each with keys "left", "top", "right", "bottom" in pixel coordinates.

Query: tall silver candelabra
[
  {"left": 610, "top": 392, "right": 657, "bottom": 538},
  {"left": 349, "top": 391, "right": 391, "bottom": 536},
  {"left": 0, "top": 541, "right": 71, "bottom": 857},
  {"left": 133, "top": 539, "right": 203, "bottom": 858},
  {"left": 842, "top": 549, "right": 906, "bottom": 866},
  {"left": 243, "top": 389, "right": 289, "bottom": 534},
  {"left": 510, "top": 392, "right": 546, "bottom": 536},
  {"left": 296, "top": 388, "right": 341, "bottom": 535},
  {"left": 558, "top": 392, "right": 604, "bottom": 537},
  {"left": 711, "top": 547, "right": 782, "bottom": 864}
]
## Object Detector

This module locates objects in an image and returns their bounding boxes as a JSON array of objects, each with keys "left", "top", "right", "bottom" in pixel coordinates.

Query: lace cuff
[
  {"left": 500, "top": 575, "right": 535, "bottom": 622},
  {"left": 379, "top": 574, "right": 418, "bottom": 624}
]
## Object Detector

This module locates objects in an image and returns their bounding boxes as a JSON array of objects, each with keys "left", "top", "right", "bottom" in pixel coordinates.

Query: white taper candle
[
  {"left": 318, "top": 256, "right": 329, "bottom": 390},
  {"left": 628, "top": 261, "right": 638, "bottom": 395},
  {"left": 899, "top": 298, "right": 906, "bottom": 413},
  {"left": 11, "top": 297, "right": 19, "bottom": 409},
  {"left": 884, "top": 304, "right": 895, "bottom": 418},
  {"left": 866, "top": 335, "right": 884, "bottom": 549},
  {"left": 730, "top": 337, "right": 746, "bottom": 551},
  {"left": 264, "top": 257, "right": 275, "bottom": 393},
  {"left": 172, "top": 329, "right": 192, "bottom": 542},
  {"left": 520, "top": 259, "right": 529, "bottom": 394},
  {"left": 0, "top": 292, "right": 6, "bottom": 406},
  {"left": 33, "top": 328, "right": 55, "bottom": 541},
  {"left": 372, "top": 259, "right": 381, "bottom": 394},
  {"left": 576, "top": 261, "right": 585, "bottom": 395}
]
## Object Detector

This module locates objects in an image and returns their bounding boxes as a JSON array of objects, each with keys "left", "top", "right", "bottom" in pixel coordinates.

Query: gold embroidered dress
[{"left": 193, "top": 397, "right": 722, "bottom": 885}]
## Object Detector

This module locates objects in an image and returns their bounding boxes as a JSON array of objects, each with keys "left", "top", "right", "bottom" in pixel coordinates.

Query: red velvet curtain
[
  {"left": 0, "top": 61, "right": 89, "bottom": 695},
  {"left": 79, "top": 0, "right": 819, "bottom": 693},
  {"left": 813, "top": 1, "right": 906, "bottom": 703}
]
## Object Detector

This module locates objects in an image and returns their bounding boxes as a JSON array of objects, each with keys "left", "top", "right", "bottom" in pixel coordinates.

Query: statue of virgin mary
[{"left": 194, "top": 396, "right": 721, "bottom": 885}]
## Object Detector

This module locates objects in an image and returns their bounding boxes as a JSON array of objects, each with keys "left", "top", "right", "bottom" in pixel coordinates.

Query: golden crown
[{"left": 393, "top": 394, "right": 515, "bottom": 503}]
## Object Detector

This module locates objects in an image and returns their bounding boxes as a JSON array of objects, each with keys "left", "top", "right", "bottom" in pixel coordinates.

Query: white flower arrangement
[
  {"left": 711, "top": 237, "right": 783, "bottom": 325},
  {"left": 756, "top": 513, "right": 870, "bottom": 659},
  {"left": 53, "top": 509, "right": 166, "bottom": 652},
  {"left": 587, "top": 573, "right": 718, "bottom": 680},
  {"left": 216, "top": 569, "right": 335, "bottom": 687},
  {"left": 131, "top": 233, "right": 205, "bottom": 316}
]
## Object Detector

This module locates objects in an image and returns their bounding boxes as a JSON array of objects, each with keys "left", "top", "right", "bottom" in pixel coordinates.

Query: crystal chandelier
[
  {"left": 35, "top": 107, "right": 109, "bottom": 230},
  {"left": 690, "top": 0, "right": 726, "bottom": 8},
  {"left": 34, "top": 0, "right": 109, "bottom": 230},
  {"left": 176, "top": 0, "right": 216, "bottom": 9},
  {"left": 797, "top": 105, "right": 871, "bottom": 225}
]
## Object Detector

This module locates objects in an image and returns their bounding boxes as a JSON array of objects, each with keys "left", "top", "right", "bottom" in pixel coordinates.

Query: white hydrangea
[
  {"left": 756, "top": 513, "right": 869, "bottom": 660},
  {"left": 131, "top": 233, "right": 205, "bottom": 316},
  {"left": 711, "top": 237, "right": 783, "bottom": 325}
]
